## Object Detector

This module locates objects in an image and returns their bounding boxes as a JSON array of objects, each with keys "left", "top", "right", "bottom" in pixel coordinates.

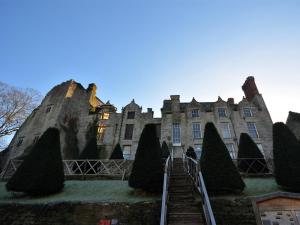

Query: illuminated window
[
  {"left": 247, "top": 122, "right": 259, "bottom": 138},
  {"left": 124, "top": 124, "right": 134, "bottom": 140},
  {"left": 97, "top": 125, "right": 106, "bottom": 142},
  {"left": 220, "top": 123, "right": 231, "bottom": 139},
  {"left": 226, "top": 144, "right": 236, "bottom": 159},
  {"left": 191, "top": 109, "right": 199, "bottom": 117},
  {"left": 243, "top": 108, "right": 253, "bottom": 117},
  {"left": 127, "top": 111, "right": 135, "bottom": 119},
  {"left": 192, "top": 123, "right": 201, "bottom": 139},
  {"left": 172, "top": 123, "right": 181, "bottom": 144},
  {"left": 218, "top": 108, "right": 227, "bottom": 117},
  {"left": 101, "top": 112, "right": 110, "bottom": 120},
  {"left": 123, "top": 145, "right": 131, "bottom": 160}
]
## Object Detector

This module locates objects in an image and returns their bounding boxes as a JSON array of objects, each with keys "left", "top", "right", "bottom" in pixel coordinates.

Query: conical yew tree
[
  {"left": 161, "top": 141, "right": 170, "bottom": 159},
  {"left": 273, "top": 122, "right": 300, "bottom": 191},
  {"left": 110, "top": 143, "right": 124, "bottom": 159},
  {"left": 6, "top": 128, "right": 64, "bottom": 195},
  {"left": 186, "top": 146, "right": 197, "bottom": 159},
  {"left": 79, "top": 137, "right": 99, "bottom": 159},
  {"left": 238, "top": 133, "right": 269, "bottom": 173},
  {"left": 129, "top": 124, "right": 163, "bottom": 193},
  {"left": 200, "top": 122, "right": 245, "bottom": 193}
]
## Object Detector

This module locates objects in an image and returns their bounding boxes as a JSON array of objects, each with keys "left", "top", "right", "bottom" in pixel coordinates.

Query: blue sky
[{"left": 0, "top": 0, "right": 299, "bottom": 122}]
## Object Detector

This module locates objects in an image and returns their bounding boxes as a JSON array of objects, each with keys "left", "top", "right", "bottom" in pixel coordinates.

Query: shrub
[
  {"left": 238, "top": 133, "right": 269, "bottom": 173},
  {"left": 200, "top": 122, "right": 245, "bottom": 194},
  {"left": 186, "top": 146, "right": 197, "bottom": 159},
  {"left": 273, "top": 122, "right": 300, "bottom": 192},
  {"left": 79, "top": 137, "right": 99, "bottom": 159},
  {"left": 110, "top": 143, "right": 124, "bottom": 159},
  {"left": 6, "top": 128, "right": 64, "bottom": 195},
  {"left": 128, "top": 124, "right": 163, "bottom": 193},
  {"left": 161, "top": 141, "right": 170, "bottom": 159}
]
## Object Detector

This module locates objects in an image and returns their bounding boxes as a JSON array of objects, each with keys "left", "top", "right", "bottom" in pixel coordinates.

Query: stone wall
[{"left": 0, "top": 201, "right": 160, "bottom": 225}]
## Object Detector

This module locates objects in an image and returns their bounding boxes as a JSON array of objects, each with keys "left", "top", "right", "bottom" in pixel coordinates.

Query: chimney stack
[
  {"left": 227, "top": 98, "right": 235, "bottom": 104},
  {"left": 242, "top": 76, "right": 259, "bottom": 101}
]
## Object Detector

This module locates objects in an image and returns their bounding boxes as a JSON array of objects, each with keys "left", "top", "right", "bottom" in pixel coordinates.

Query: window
[
  {"left": 101, "top": 112, "right": 110, "bottom": 120},
  {"left": 46, "top": 106, "right": 51, "bottom": 113},
  {"left": 247, "top": 122, "right": 259, "bottom": 138},
  {"left": 226, "top": 144, "right": 236, "bottom": 159},
  {"left": 127, "top": 111, "right": 135, "bottom": 119},
  {"left": 194, "top": 144, "right": 202, "bottom": 159},
  {"left": 256, "top": 143, "right": 264, "bottom": 156},
  {"left": 191, "top": 109, "right": 199, "bottom": 117},
  {"left": 172, "top": 123, "right": 181, "bottom": 144},
  {"left": 218, "top": 108, "right": 227, "bottom": 117},
  {"left": 97, "top": 125, "right": 106, "bottom": 142},
  {"left": 220, "top": 123, "right": 231, "bottom": 139},
  {"left": 192, "top": 123, "right": 201, "bottom": 139},
  {"left": 17, "top": 138, "right": 24, "bottom": 147},
  {"left": 243, "top": 107, "right": 253, "bottom": 117},
  {"left": 124, "top": 124, "right": 134, "bottom": 140},
  {"left": 123, "top": 145, "right": 131, "bottom": 160}
]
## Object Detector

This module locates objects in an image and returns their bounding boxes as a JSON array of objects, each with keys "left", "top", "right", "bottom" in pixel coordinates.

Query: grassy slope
[{"left": 0, "top": 180, "right": 160, "bottom": 204}]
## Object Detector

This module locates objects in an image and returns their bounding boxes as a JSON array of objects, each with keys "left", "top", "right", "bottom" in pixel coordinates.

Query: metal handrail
[
  {"left": 183, "top": 155, "right": 217, "bottom": 225},
  {"left": 160, "top": 155, "right": 172, "bottom": 225}
]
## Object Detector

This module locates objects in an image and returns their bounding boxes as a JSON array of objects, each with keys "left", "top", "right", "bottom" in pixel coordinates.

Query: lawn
[
  {"left": 243, "top": 177, "right": 281, "bottom": 196},
  {"left": 0, "top": 180, "right": 160, "bottom": 204}
]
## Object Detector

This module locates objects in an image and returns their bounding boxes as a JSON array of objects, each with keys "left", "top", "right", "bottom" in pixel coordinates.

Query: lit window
[
  {"left": 123, "top": 145, "right": 131, "bottom": 160},
  {"left": 194, "top": 144, "right": 202, "bottom": 159},
  {"left": 243, "top": 108, "right": 253, "bottom": 117},
  {"left": 191, "top": 109, "right": 200, "bottom": 117},
  {"left": 17, "top": 138, "right": 24, "bottom": 147},
  {"left": 172, "top": 123, "right": 181, "bottom": 144},
  {"left": 101, "top": 112, "right": 110, "bottom": 120},
  {"left": 226, "top": 144, "right": 236, "bottom": 159},
  {"left": 220, "top": 123, "right": 231, "bottom": 139},
  {"left": 124, "top": 124, "right": 134, "bottom": 140},
  {"left": 97, "top": 125, "right": 106, "bottom": 142},
  {"left": 127, "top": 111, "right": 135, "bottom": 119},
  {"left": 218, "top": 108, "right": 227, "bottom": 117},
  {"left": 192, "top": 123, "right": 201, "bottom": 139},
  {"left": 247, "top": 122, "right": 259, "bottom": 138}
]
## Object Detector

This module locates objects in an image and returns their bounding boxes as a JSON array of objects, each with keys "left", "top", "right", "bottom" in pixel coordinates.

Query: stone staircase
[{"left": 168, "top": 158, "right": 205, "bottom": 225}]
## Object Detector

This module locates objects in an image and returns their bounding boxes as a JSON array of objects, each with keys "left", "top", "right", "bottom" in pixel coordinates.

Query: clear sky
[{"left": 0, "top": 0, "right": 299, "bottom": 122}]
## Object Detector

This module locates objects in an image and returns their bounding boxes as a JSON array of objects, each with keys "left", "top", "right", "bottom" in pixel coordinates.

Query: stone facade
[
  {"left": 2, "top": 76, "right": 273, "bottom": 167},
  {"left": 286, "top": 111, "right": 300, "bottom": 140}
]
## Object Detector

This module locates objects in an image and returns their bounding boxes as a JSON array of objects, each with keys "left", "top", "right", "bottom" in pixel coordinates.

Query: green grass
[
  {"left": 243, "top": 177, "right": 281, "bottom": 196},
  {"left": 0, "top": 180, "right": 160, "bottom": 204}
]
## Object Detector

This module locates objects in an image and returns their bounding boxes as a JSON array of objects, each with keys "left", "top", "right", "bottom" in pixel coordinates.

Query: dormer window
[
  {"left": 127, "top": 111, "right": 135, "bottom": 119},
  {"left": 243, "top": 107, "right": 253, "bottom": 117},
  {"left": 191, "top": 109, "right": 200, "bottom": 117},
  {"left": 101, "top": 112, "right": 110, "bottom": 120},
  {"left": 218, "top": 108, "right": 227, "bottom": 117}
]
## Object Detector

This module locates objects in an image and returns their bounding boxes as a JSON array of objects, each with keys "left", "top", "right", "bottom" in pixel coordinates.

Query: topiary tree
[
  {"left": 273, "top": 122, "right": 300, "bottom": 192},
  {"left": 6, "top": 128, "right": 64, "bottom": 196},
  {"left": 186, "top": 146, "right": 197, "bottom": 159},
  {"left": 79, "top": 137, "right": 99, "bottom": 159},
  {"left": 161, "top": 141, "right": 170, "bottom": 159},
  {"left": 129, "top": 124, "right": 163, "bottom": 193},
  {"left": 238, "top": 133, "right": 269, "bottom": 173},
  {"left": 110, "top": 143, "right": 124, "bottom": 159},
  {"left": 200, "top": 122, "right": 245, "bottom": 194}
]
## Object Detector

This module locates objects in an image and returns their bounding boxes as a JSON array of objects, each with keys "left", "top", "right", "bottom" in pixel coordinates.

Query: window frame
[
  {"left": 218, "top": 108, "right": 227, "bottom": 118},
  {"left": 243, "top": 107, "right": 253, "bottom": 117},
  {"left": 124, "top": 124, "right": 134, "bottom": 140},
  {"left": 123, "top": 145, "right": 131, "bottom": 160},
  {"left": 191, "top": 109, "right": 200, "bottom": 118},
  {"left": 172, "top": 123, "right": 181, "bottom": 145},
  {"left": 127, "top": 111, "right": 135, "bottom": 119},
  {"left": 226, "top": 143, "right": 236, "bottom": 159},
  {"left": 220, "top": 122, "right": 232, "bottom": 139},
  {"left": 192, "top": 122, "right": 201, "bottom": 139},
  {"left": 247, "top": 122, "right": 259, "bottom": 139}
]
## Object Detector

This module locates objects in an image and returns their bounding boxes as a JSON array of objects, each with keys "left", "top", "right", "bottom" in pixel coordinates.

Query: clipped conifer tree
[
  {"left": 186, "top": 146, "right": 197, "bottom": 159},
  {"left": 79, "top": 137, "right": 99, "bottom": 159},
  {"left": 161, "top": 141, "right": 170, "bottom": 159},
  {"left": 200, "top": 122, "right": 245, "bottom": 193},
  {"left": 129, "top": 124, "right": 163, "bottom": 193},
  {"left": 238, "top": 133, "right": 269, "bottom": 173},
  {"left": 273, "top": 122, "right": 300, "bottom": 191},
  {"left": 6, "top": 128, "right": 64, "bottom": 195},
  {"left": 110, "top": 143, "right": 124, "bottom": 159}
]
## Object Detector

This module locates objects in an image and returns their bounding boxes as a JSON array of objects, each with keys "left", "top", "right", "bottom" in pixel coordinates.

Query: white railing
[
  {"left": 1, "top": 159, "right": 133, "bottom": 180},
  {"left": 160, "top": 155, "right": 172, "bottom": 225},
  {"left": 232, "top": 158, "right": 273, "bottom": 175},
  {"left": 183, "top": 154, "right": 217, "bottom": 225}
]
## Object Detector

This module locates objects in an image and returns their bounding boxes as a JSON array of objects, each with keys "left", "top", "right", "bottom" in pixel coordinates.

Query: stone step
[
  {"left": 169, "top": 195, "right": 194, "bottom": 202},
  {"left": 168, "top": 213, "right": 204, "bottom": 224},
  {"left": 169, "top": 206, "right": 202, "bottom": 214}
]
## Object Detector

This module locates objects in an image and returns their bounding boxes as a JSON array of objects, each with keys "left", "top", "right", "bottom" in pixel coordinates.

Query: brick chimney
[
  {"left": 242, "top": 76, "right": 259, "bottom": 101},
  {"left": 227, "top": 98, "right": 235, "bottom": 105}
]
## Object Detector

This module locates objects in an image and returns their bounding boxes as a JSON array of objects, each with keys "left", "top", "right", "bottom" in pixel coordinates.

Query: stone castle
[{"left": 2, "top": 76, "right": 273, "bottom": 166}]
